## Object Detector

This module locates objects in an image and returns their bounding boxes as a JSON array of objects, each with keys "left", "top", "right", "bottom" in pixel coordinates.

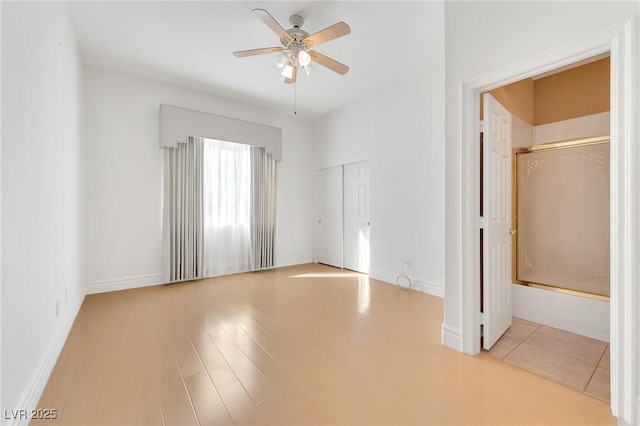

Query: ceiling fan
[{"left": 233, "top": 9, "right": 350, "bottom": 84}]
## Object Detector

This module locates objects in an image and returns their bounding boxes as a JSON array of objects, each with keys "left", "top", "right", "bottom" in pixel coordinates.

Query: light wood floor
[{"left": 36, "top": 264, "right": 615, "bottom": 425}]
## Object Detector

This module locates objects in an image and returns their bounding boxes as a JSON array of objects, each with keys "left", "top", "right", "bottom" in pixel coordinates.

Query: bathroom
[{"left": 482, "top": 54, "right": 611, "bottom": 401}]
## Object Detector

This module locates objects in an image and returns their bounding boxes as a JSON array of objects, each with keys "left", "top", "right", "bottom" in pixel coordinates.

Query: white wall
[
  {"left": 1, "top": 2, "right": 85, "bottom": 421},
  {"left": 443, "top": 0, "right": 639, "bottom": 352},
  {"left": 84, "top": 67, "right": 315, "bottom": 293},
  {"left": 313, "top": 58, "right": 445, "bottom": 295}
]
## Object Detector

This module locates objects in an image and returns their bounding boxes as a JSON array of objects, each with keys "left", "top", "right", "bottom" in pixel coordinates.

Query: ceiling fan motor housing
[{"left": 281, "top": 14, "right": 309, "bottom": 54}]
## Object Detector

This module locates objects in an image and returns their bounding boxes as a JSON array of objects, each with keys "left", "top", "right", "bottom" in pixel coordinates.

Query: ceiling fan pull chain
[{"left": 294, "top": 81, "right": 297, "bottom": 115}]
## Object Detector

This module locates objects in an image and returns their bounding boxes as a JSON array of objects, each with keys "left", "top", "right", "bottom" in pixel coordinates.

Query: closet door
[
  {"left": 317, "top": 166, "right": 344, "bottom": 268},
  {"left": 343, "top": 161, "right": 370, "bottom": 273}
]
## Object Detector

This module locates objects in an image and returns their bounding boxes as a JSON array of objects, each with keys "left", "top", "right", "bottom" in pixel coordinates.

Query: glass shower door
[{"left": 514, "top": 136, "right": 610, "bottom": 298}]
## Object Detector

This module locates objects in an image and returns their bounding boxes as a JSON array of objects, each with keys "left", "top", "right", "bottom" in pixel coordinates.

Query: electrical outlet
[{"left": 56, "top": 301, "right": 60, "bottom": 317}]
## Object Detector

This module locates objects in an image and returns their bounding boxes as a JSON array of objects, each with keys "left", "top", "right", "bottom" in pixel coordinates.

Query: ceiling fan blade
[
  {"left": 233, "top": 47, "right": 283, "bottom": 58},
  {"left": 252, "top": 8, "right": 293, "bottom": 44},
  {"left": 284, "top": 63, "right": 298, "bottom": 84},
  {"left": 308, "top": 51, "right": 349, "bottom": 75},
  {"left": 303, "top": 22, "right": 351, "bottom": 47}
]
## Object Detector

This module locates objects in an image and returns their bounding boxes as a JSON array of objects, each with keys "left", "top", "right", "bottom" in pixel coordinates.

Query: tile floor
[{"left": 486, "top": 317, "right": 610, "bottom": 402}]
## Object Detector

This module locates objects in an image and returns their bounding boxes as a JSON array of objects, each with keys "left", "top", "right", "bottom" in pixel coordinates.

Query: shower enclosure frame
[{"left": 511, "top": 135, "right": 611, "bottom": 301}]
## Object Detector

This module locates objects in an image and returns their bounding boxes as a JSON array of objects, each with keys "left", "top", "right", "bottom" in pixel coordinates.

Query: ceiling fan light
[
  {"left": 303, "top": 63, "right": 315, "bottom": 76},
  {"left": 298, "top": 50, "right": 311, "bottom": 66},
  {"left": 274, "top": 53, "right": 287, "bottom": 69},
  {"left": 282, "top": 63, "right": 294, "bottom": 79}
]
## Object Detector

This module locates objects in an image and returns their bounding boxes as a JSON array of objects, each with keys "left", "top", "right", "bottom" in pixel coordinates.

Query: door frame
[{"left": 456, "top": 18, "right": 638, "bottom": 423}]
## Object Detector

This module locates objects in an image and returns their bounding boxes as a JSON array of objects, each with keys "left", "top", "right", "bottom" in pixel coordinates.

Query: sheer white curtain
[
  {"left": 162, "top": 136, "right": 276, "bottom": 283},
  {"left": 202, "top": 139, "right": 251, "bottom": 276}
]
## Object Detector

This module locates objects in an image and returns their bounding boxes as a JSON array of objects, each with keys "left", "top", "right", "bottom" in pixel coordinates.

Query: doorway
[
  {"left": 454, "top": 18, "right": 638, "bottom": 423},
  {"left": 481, "top": 56, "right": 612, "bottom": 350},
  {"left": 480, "top": 57, "right": 613, "bottom": 400},
  {"left": 316, "top": 160, "right": 370, "bottom": 274}
]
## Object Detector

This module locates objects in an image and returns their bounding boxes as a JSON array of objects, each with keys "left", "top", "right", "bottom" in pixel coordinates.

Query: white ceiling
[{"left": 68, "top": 1, "right": 443, "bottom": 119}]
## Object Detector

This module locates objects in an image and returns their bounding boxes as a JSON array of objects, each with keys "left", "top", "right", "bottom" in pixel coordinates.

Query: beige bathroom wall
[
  {"left": 481, "top": 78, "right": 535, "bottom": 124},
  {"left": 534, "top": 57, "right": 610, "bottom": 125},
  {"left": 489, "top": 78, "right": 535, "bottom": 124},
  {"left": 481, "top": 57, "right": 610, "bottom": 127}
]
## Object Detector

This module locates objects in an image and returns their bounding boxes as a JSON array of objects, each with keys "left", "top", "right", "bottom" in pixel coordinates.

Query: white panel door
[
  {"left": 343, "top": 161, "right": 370, "bottom": 273},
  {"left": 317, "top": 166, "right": 344, "bottom": 268},
  {"left": 482, "top": 94, "right": 512, "bottom": 350}
]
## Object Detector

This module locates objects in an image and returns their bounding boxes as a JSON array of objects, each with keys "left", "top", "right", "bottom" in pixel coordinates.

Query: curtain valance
[{"left": 159, "top": 103, "right": 282, "bottom": 161}]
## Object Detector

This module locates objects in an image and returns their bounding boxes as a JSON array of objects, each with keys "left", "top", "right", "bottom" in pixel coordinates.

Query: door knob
[{"left": 510, "top": 229, "right": 517, "bottom": 235}]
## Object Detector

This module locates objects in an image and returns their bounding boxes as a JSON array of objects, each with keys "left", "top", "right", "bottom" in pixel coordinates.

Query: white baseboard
[
  {"left": 86, "top": 273, "right": 163, "bottom": 295},
  {"left": 613, "top": 392, "right": 640, "bottom": 426},
  {"left": 7, "top": 292, "right": 85, "bottom": 426},
  {"left": 441, "top": 323, "right": 462, "bottom": 352},
  {"left": 86, "top": 261, "right": 316, "bottom": 294},
  {"left": 275, "top": 255, "right": 314, "bottom": 268},
  {"left": 410, "top": 279, "right": 444, "bottom": 298},
  {"left": 369, "top": 269, "right": 444, "bottom": 298}
]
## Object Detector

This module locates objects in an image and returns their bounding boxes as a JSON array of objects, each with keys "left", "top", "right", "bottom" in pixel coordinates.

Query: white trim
[
  {"left": 0, "top": 0, "right": 3, "bottom": 412},
  {"left": 370, "top": 269, "right": 444, "bottom": 298},
  {"left": 452, "top": 17, "right": 638, "bottom": 425},
  {"left": 617, "top": 417, "right": 632, "bottom": 426},
  {"left": 86, "top": 273, "right": 163, "bottom": 294},
  {"left": 609, "top": 17, "right": 639, "bottom": 425},
  {"left": 364, "top": 269, "right": 392, "bottom": 284},
  {"left": 6, "top": 293, "right": 84, "bottom": 426},
  {"left": 86, "top": 260, "right": 317, "bottom": 294},
  {"left": 275, "top": 256, "right": 314, "bottom": 268},
  {"left": 410, "top": 279, "right": 444, "bottom": 299},
  {"left": 441, "top": 324, "right": 462, "bottom": 352}
]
